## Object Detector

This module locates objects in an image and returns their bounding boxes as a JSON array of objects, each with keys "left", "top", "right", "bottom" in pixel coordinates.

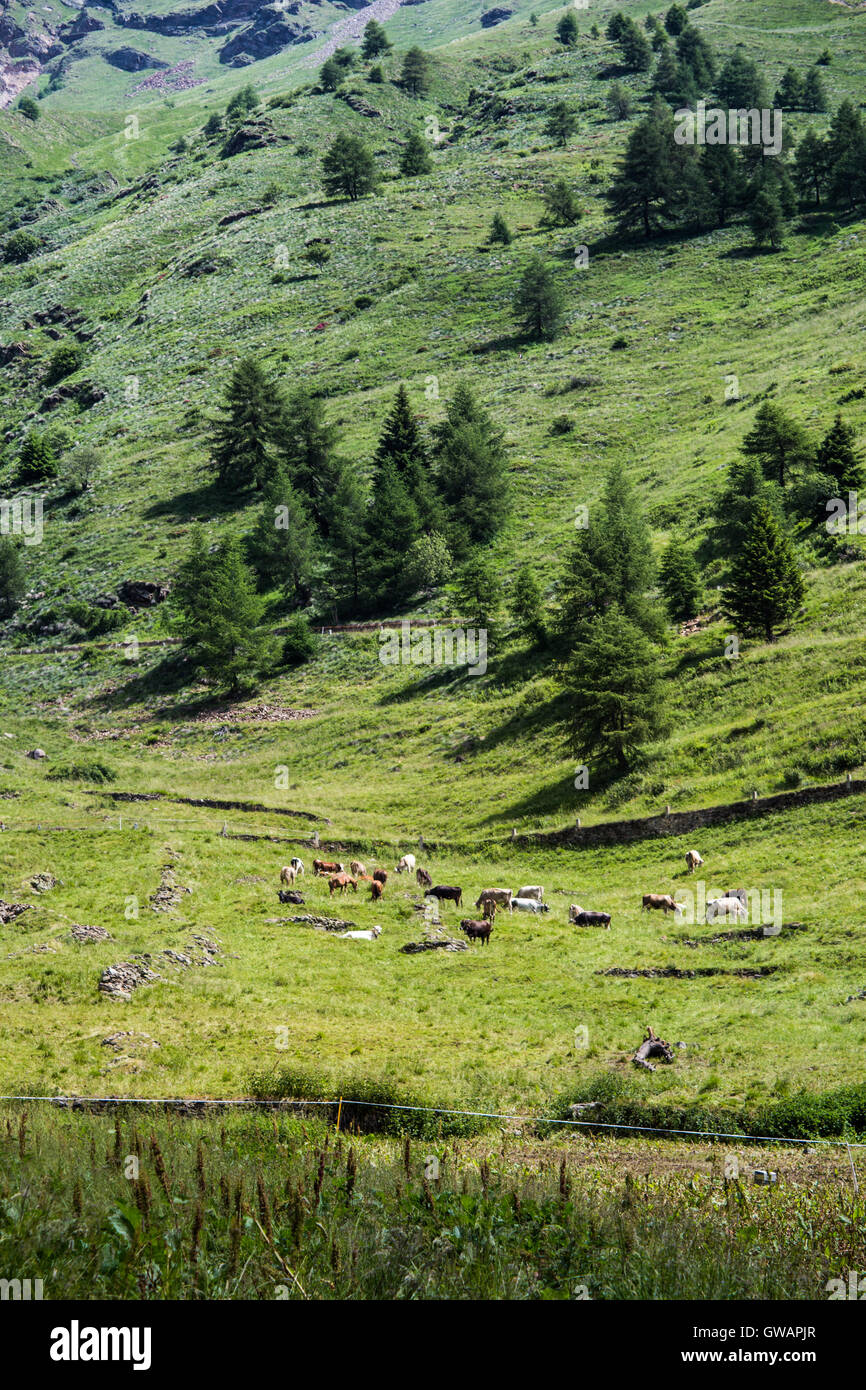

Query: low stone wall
[{"left": 516, "top": 778, "right": 866, "bottom": 850}]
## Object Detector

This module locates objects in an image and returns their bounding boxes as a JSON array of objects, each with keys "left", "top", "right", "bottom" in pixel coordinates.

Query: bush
[
  {"left": 281, "top": 613, "right": 318, "bottom": 665},
  {"left": 17, "top": 96, "right": 40, "bottom": 122},
  {"left": 18, "top": 431, "right": 57, "bottom": 483},
  {"left": 3, "top": 230, "right": 40, "bottom": 264},
  {"left": 46, "top": 760, "right": 117, "bottom": 784},
  {"left": 550, "top": 413, "right": 575, "bottom": 435},
  {"left": 66, "top": 601, "right": 126, "bottom": 636},
  {"left": 46, "top": 343, "right": 85, "bottom": 385}
]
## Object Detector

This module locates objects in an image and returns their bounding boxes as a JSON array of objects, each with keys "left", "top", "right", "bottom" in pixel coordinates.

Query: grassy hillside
[{"left": 1, "top": 0, "right": 866, "bottom": 1119}]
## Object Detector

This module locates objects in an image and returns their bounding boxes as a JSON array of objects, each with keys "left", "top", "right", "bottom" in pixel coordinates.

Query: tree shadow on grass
[
  {"left": 142, "top": 478, "right": 244, "bottom": 523},
  {"left": 86, "top": 649, "right": 210, "bottom": 719}
]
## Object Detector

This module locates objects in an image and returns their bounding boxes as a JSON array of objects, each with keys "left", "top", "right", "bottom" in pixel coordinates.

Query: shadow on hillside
[
  {"left": 720, "top": 243, "right": 782, "bottom": 261},
  {"left": 143, "top": 478, "right": 241, "bottom": 523},
  {"left": 87, "top": 650, "right": 200, "bottom": 716}
]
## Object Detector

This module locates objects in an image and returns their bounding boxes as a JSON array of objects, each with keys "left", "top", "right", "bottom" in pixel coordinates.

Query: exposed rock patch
[
  {"left": 0, "top": 900, "right": 34, "bottom": 924},
  {"left": 71, "top": 923, "right": 112, "bottom": 943},
  {"left": 149, "top": 866, "right": 191, "bottom": 913}
]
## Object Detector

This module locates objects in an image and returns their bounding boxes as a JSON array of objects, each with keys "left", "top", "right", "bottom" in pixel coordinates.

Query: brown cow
[
  {"left": 329, "top": 873, "right": 350, "bottom": 896},
  {"left": 642, "top": 893, "right": 679, "bottom": 914},
  {"left": 481, "top": 898, "right": 497, "bottom": 923},
  {"left": 370, "top": 880, "right": 384, "bottom": 901},
  {"left": 416, "top": 867, "right": 433, "bottom": 889},
  {"left": 314, "top": 859, "right": 343, "bottom": 877},
  {"left": 460, "top": 919, "right": 492, "bottom": 946},
  {"left": 425, "top": 885, "right": 462, "bottom": 907},
  {"left": 373, "top": 869, "right": 388, "bottom": 885}
]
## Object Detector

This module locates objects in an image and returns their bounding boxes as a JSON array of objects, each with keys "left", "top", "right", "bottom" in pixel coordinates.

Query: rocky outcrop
[
  {"left": 219, "top": 5, "right": 313, "bottom": 63},
  {"left": 480, "top": 7, "right": 513, "bottom": 26},
  {"left": 105, "top": 46, "right": 168, "bottom": 72}
]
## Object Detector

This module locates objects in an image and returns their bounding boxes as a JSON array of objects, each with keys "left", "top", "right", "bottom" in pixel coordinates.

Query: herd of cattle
[{"left": 274, "top": 846, "right": 748, "bottom": 943}]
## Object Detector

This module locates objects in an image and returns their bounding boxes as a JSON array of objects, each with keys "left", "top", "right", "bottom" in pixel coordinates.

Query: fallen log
[{"left": 632, "top": 1026, "right": 675, "bottom": 1071}]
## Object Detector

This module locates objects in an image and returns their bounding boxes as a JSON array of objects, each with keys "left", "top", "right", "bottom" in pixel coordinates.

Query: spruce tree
[
  {"left": 172, "top": 531, "right": 274, "bottom": 693},
  {"left": 399, "top": 130, "right": 432, "bottom": 176},
  {"left": 326, "top": 461, "right": 368, "bottom": 613},
  {"left": 658, "top": 541, "right": 702, "bottom": 621},
  {"left": 794, "top": 128, "right": 828, "bottom": 207},
  {"left": 18, "top": 430, "right": 57, "bottom": 483},
  {"left": 556, "top": 11, "right": 579, "bottom": 47},
  {"left": 817, "top": 414, "right": 863, "bottom": 494},
  {"left": 676, "top": 25, "right": 716, "bottom": 90},
  {"left": 246, "top": 468, "right": 320, "bottom": 604},
  {"left": 774, "top": 67, "right": 805, "bottom": 110},
  {"left": 723, "top": 498, "right": 805, "bottom": 643},
  {"left": 562, "top": 605, "right": 669, "bottom": 771},
  {"left": 454, "top": 550, "right": 502, "bottom": 638},
  {"left": 715, "top": 52, "right": 767, "bottom": 108},
  {"left": 541, "top": 178, "right": 582, "bottom": 226},
  {"left": 802, "top": 67, "right": 828, "bottom": 114},
  {"left": 374, "top": 384, "right": 441, "bottom": 532},
  {"left": 513, "top": 253, "right": 565, "bottom": 339},
  {"left": 362, "top": 459, "right": 420, "bottom": 604},
  {"left": 210, "top": 358, "right": 282, "bottom": 492},
  {"left": 276, "top": 388, "right": 342, "bottom": 536},
  {"left": 606, "top": 81, "right": 632, "bottom": 120},
  {"left": 489, "top": 212, "right": 512, "bottom": 244},
  {"left": 510, "top": 562, "right": 547, "bottom": 645},
  {"left": 749, "top": 187, "right": 784, "bottom": 251},
  {"left": 319, "top": 58, "right": 342, "bottom": 91},
  {"left": 432, "top": 382, "right": 510, "bottom": 556},
  {"left": 557, "top": 462, "right": 662, "bottom": 649},
  {"left": 741, "top": 402, "right": 813, "bottom": 488},
  {"left": 606, "top": 99, "right": 678, "bottom": 238},
  {"left": 616, "top": 18, "right": 652, "bottom": 74}
]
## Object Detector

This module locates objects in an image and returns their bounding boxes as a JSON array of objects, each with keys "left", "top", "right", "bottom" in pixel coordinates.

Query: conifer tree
[
  {"left": 246, "top": 468, "right": 320, "bottom": 604},
  {"left": 432, "top": 382, "right": 510, "bottom": 556},
  {"left": 723, "top": 498, "right": 805, "bottom": 643},
  {"left": 817, "top": 414, "right": 863, "bottom": 494},
  {"left": 361, "top": 20, "right": 392, "bottom": 59},
  {"left": 556, "top": 11, "right": 579, "bottom": 47},
  {"left": 276, "top": 388, "right": 342, "bottom": 535},
  {"left": 544, "top": 101, "right": 578, "bottom": 147},
  {"left": 741, "top": 402, "right": 813, "bottom": 488},
  {"left": 401, "top": 47, "right": 431, "bottom": 96},
  {"left": 562, "top": 605, "right": 669, "bottom": 770},
  {"left": 210, "top": 357, "right": 282, "bottom": 491},
  {"left": 510, "top": 562, "right": 547, "bottom": 645},
  {"left": 322, "top": 132, "right": 379, "bottom": 201},
  {"left": 172, "top": 531, "right": 274, "bottom": 692},
  {"left": 399, "top": 130, "right": 432, "bottom": 176},
  {"left": 606, "top": 99, "right": 679, "bottom": 238},
  {"left": 658, "top": 541, "right": 702, "bottom": 621},
  {"left": 513, "top": 253, "right": 565, "bottom": 339}
]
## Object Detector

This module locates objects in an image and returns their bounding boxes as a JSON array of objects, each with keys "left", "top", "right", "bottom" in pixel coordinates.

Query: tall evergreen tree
[
  {"left": 557, "top": 462, "right": 662, "bottom": 649},
  {"left": 0, "top": 537, "right": 26, "bottom": 618},
  {"left": 723, "top": 498, "right": 805, "bottom": 643},
  {"left": 715, "top": 51, "right": 767, "bottom": 108},
  {"left": 774, "top": 67, "right": 805, "bottom": 110},
  {"left": 362, "top": 459, "right": 420, "bottom": 603},
  {"left": 562, "top": 605, "right": 669, "bottom": 771},
  {"left": 361, "top": 19, "right": 392, "bottom": 59},
  {"left": 802, "top": 67, "right": 828, "bottom": 114},
  {"left": 615, "top": 17, "right": 652, "bottom": 74},
  {"left": 276, "top": 388, "right": 342, "bottom": 536},
  {"left": 606, "top": 98, "right": 679, "bottom": 238},
  {"left": 749, "top": 187, "right": 784, "bottom": 250},
  {"left": 401, "top": 47, "right": 431, "bottom": 96},
  {"left": 510, "top": 562, "right": 547, "bottom": 645},
  {"left": 817, "top": 414, "right": 863, "bottom": 494},
  {"left": 432, "top": 382, "right": 510, "bottom": 557},
  {"left": 171, "top": 531, "right": 274, "bottom": 692},
  {"left": 246, "top": 468, "right": 320, "bottom": 604},
  {"left": 794, "top": 127, "right": 829, "bottom": 207},
  {"left": 374, "top": 385, "right": 441, "bottom": 532},
  {"left": 210, "top": 357, "right": 282, "bottom": 491},
  {"left": 652, "top": 43, "right": 697, "bottom": 108},
  {"left": 676, "top": 25, "right": 716, "bottom": 90},
  {"left": 741, "top": 402, "right": 813, "bottom": 488},
  {"left": 454, "top": 550, "right": 502, "bottom": 638},
  {"left": 826, "top": 100, "right": 866, "bottom": 209},
  {"left": 556, "top": 11, "right": 579, "bottom": 47},
  {"left": 512, "top": 253, "right": 565, "bottom": 339},
  {"left": 544, "top": 100, "right": 578, "bottom": 147},
  {"left": 658, "top": 541, "right": 702, "bottom": 621},
  {"left": 326, "top": 461, "right": 368, "bottom": 613},
  {"left": 399, "top": 129, "right": 432, "bottom": 176}
]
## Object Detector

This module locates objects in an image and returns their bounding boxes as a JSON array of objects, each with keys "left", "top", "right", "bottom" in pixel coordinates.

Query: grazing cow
[
  {"left": 280, "top": 865, "right": 296, "bottom": 887},
  {"left": 475, "top": 888, "right": 512, "bottom": 913},
  {"left": 350, "top": 860, "right": 366, "bottom": 877},
  {"left": 570, "top": 907, "right": 611, "bottom": 929},
  {"left": 516, "top": 885, "right": 544, "bottom": 902},
  {"left": 370, "top": 880, "right": 384, "bottom": 901},
  {"left": 511, "top": 897, "right": 550, "bottom": 914},
  {"left": 329, "top": 873, "right": 354, "bottom": 896},
  {"left": 339, "top": 926, "right": 382, "bottom": 940},
  {"left": 314, "top": 859, "right": 343, "bottom": 877},
  {"left": 685, "top": 849, "right": 703, "bottom": 873},
  {"left": 481, "top": 898, "right": 497, "bottom": 923},
  {"left": 460, "top": 918, "right": 492, "bottom": 946},
  {"left": 278, "top": 890, "right": 305, "bottom": 905},
  {"left": 642, "top": 893, "right": 679, "bottom": 914},
  {"left": 706, "top": 896, "right": 747, "bottom": 924},
  {"left": 373, "top": 869, "right": 388, "bottom": 885},
  {"left": 416, "top": 867, "right": 433, "bottom": 889},
  {"left": 290, "top": 857, "right": 305, "bottom": 877},
  {"left": 425, "top": 885, "right": 463, "bottom": 907},
  {"left": 725, "top": 889, "right": 748, "bottom": 907},
  {"left": 396, "top": 854, "right": 416, "bottom": 875}
]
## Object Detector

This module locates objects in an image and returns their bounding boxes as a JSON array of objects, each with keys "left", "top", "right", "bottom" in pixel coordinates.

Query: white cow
[
  {"left": 685, "top": 850, "right": 703, "bottom": 873},
  {"left": 706, "top": 896, "right": 747, "bottom": 924},
  {"left": 396, "top": 854, "right": 416, "bottom": 874},
  {"left": 279, "top": 865, "right": 296, "bottom": 887},
  {"left": 516, "top": 885, "right": 544, "bottom": 902},
  {"left": 338, "top": 926, "right": 383, "bottom": 940},
  {"left": 290, "top": 857, "right": 305, "bottom": 876},
  {"left": 511, "top": 897, "right": 550, "bottom": 914}
]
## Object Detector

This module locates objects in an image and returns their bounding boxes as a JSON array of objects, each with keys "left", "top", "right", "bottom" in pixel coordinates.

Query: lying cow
[
  {"left": 425, "top": 885, "right": 463, "bottom": 907},
  {"left": 290, "top": 857, "right": 305, "bottom": 877},
  {"left": 642, "top": 893, "right": 679, "bottom": 914},
  {"left": 685, "top": 849, "right": 703, "bottom": 873},
  {"left": 278, "top": 890, "right": 305, "bottom": 905},
  {"left": 516, "top": 885, "right": 544, "bottom": 902},
  {"left": 570, "top": 907, "right": 611, "bottom": 929},
  {"left": 475, "top": 888, "right": 512, "bottom": 913},
  {"left": 338, "top": 926, "right": 382, "bottom": 940},
  {"left": 350, "top": 860, "right": 366, "bottom": 877},
  {"left": 279, "top": 865, "right": 296, "bottom": 887},
  {"left": 396, "top": 854, "right": 416, "bottom": 874},
  {"left": 460, "top": 919, "right": 492, "bottom": 946},
  {"left": 511, "top": 897, "right": 550, "bottom": 914},
  {"left": 706, "top": 896, "right": 747, "bottom": 924},
  {"left": 313, "top": 859, "right": 343, "bottom": 877},
  {"left": 416, "top": 867, "right": 433, "bottom": 889}
]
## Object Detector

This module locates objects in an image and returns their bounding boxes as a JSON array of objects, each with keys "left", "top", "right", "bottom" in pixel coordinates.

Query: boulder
[{"left": 105, "top": 48, "right": 169, "bottom": 72}]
